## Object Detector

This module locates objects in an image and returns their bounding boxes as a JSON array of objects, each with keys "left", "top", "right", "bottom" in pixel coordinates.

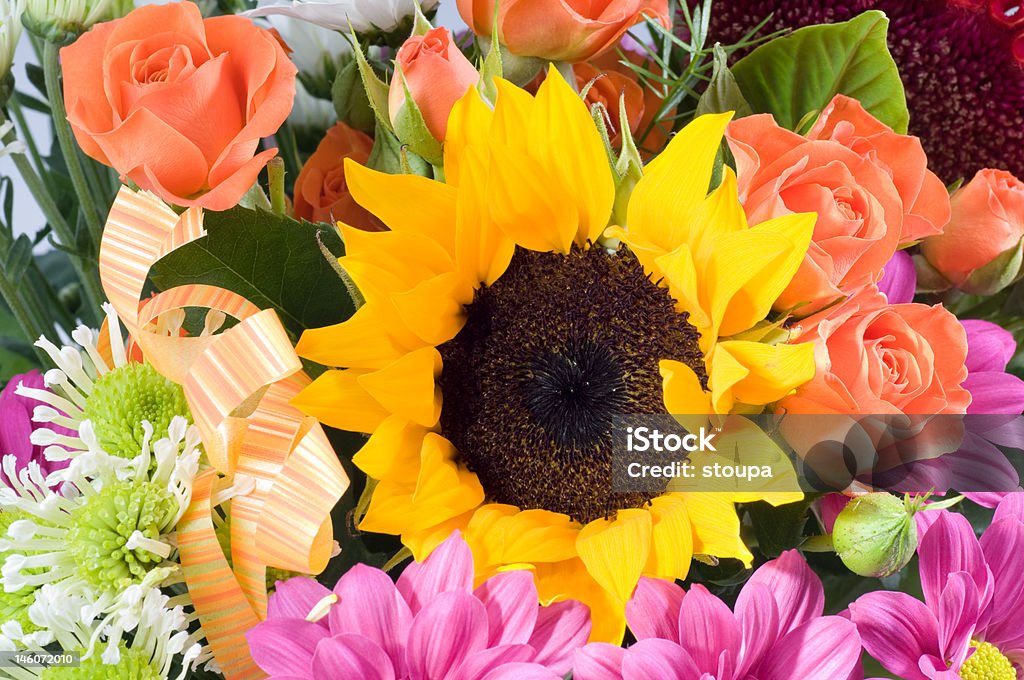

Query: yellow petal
[
  {"left": 464, "top": 503, "right": 522, "bottom": 570},
  {"left": 660, "top": 359, "right": 712, "bottom": 415},
  {"left": 357, "top": 347, "right": 442, "bottom": 428},
  {"left": 491, "top": 78, "right": 536, "bottom": 147},
  {"left": 654, "top": 245, "right": 713, "bottom": 338},
  {"left": 679, "top": 492, "right": 753, "bottom": 567},
  {"left": 576, "top": 508, "right": 652, "bottom": 604},
  {"left": 444, "top": 86, "right": 495, "bottom": 187},
  {"left": 296, "top": 302, "right": 412, "bottom": 370},
  {"left": 713, "top": 340, "right": 816, "bottom": 409},
  {"left": 341, "top": 225, "right": 455, "bottom": 286},
  {"left": 533, "top": 559, "right": 627, "bottom": 643},
  {"left": 687, "top": 166, "right": 748, "bottom": 261},
  {"left": 344, "top": 159, "right": 458, "bottom": 256},
  {"left": 291, "top": 368, "right": 389, "bottom": 433},
  {"left": 351, "top": 414, "right": 428, "bottom": 485},
  {"left": 500, "top": 509, "right": 581, "bottom": 564},
  {"left": 402, "top": 509, "right": 476, "bottom": 562},
  {"left": 455, "top": 144, "right": 516, "bottom": 287},
  {"left": 628, "top": 112, "right": 733, "bottom": 253},
  {"left": 390, "top": 272, "right": 469, "bottom": 346},
  {"left": 644, "top": 494, "right": 694, "bottom": 581}
]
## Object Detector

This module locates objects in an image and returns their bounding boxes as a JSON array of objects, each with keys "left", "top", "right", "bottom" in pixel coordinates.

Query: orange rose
[
  {"left": 728, "top": 110, "right": 905, "bottom": 314},
  {"left": 60, "top": 2, "right": 296, "bottom": 211},
  {"left": 781, "top": 288, "right": 970, "bottom": 416},
  {"left": 389, "top": 27, "right": 479, "bottom": 143},
  {"left": 920, "top": 169, "right": 1024, "bottom": 293},
  {"left": 808, "top": 95, "right": 950, "bottom": 244},
  {"left": 293, "top": 122, "right": 383, "bottom": 231},
  {"left": 457, "top": 0, "right": 669, "bottom": 62}
]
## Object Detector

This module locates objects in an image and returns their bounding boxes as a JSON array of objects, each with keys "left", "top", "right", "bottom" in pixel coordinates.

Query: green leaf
[
  {"left": 333, "top": 55, "right": 376, "bottom": 135},
  {"left": 149, "top": 207, "right": 356, "bottom": 340},
  {"left": 350, "top": 37, "right": 394, "bottom": 133},
  {"left": 746, "top": 496, "right": 814, "bottom": 558},
  {"left": 732, "top": 11, "right": 909, "bottom": 133},
  {"left": 696, "top": 44, "right": 752, "bottom": 118}
]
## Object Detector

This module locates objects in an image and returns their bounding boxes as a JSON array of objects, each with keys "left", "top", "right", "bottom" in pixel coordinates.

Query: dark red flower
[{"left": 698, "top": 0, "right": 1024, "bottom": 181}]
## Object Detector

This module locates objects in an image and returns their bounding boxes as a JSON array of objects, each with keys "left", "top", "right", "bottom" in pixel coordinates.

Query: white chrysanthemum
[
  {"left": 15, "top": 304, "right": 198, "bottom": 483},
  {"left": 0, "top": 420, "right": 199, "bottom": 601},
  {"left": 245, "top": 0, "right": 439, "bottom": 34},
  {"left": 0, "top": 121, "right": 25, "bottom": 158},
  {"left": 0, "top": 0, "right": 23, "bottom": 83},
  {"left": 1, "top": 582, "right": 203, "bottom": 680},
  {"left": 23, "top": 0, "right": 125, "bottom": 34}
]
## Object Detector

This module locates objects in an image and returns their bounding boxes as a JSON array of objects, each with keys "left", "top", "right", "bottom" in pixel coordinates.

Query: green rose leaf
[
  {"left": 150, "top": 206, "right": 355, "bottom": 340},
  {"left": 732, "top": 10, "right": 909, "bottom": 133}
]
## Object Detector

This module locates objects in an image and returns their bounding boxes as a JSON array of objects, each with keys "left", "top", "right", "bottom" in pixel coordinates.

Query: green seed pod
[{"left": 832, "top": 492, "right": 917, "bottom": 578}]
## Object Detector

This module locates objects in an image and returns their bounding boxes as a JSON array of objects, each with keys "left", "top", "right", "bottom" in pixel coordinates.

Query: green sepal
[
  {"left": 390, "top": 66, "right": 444, "bottom": 166},
  {"left": 961, "top": 237, "right": 1024, "bottom": 296},
  {"left": 696, "top": 44, "right": 752, "bottom": 118}
]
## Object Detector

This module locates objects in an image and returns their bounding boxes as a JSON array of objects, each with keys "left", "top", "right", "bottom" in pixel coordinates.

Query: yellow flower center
[
  {"left": 960, "top": 640, "right": 1016, "bottom": 680},
  {"left": 437, "top": 245, "right": 705, "bottom": 523}
]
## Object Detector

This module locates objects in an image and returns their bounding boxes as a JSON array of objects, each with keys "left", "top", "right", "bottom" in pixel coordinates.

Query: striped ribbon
[{"left": 99, "top": 187, "right": 350, "bottom": 679}]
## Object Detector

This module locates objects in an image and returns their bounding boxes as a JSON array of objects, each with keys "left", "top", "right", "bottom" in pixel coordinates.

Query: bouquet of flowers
[{"left": 0, "top": 0, "right": 1022, "bottom": 677}]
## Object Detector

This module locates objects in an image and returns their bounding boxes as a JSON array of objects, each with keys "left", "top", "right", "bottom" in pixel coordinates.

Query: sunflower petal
[
  {"left": 576, "top": 509, "right": 653, "bottom": 604},
  {"left": 712, "top": 340, "right": 816, "bottom": 409},
  {"left": 390, "top": 273, "right": 469, "bottom": 346},
  {"left": 352, "top": 414, "right": 429, "bottom": 485},
  {"left": 296, "top": 303, "right": 411, "bottom": 370},
  {"left": 660, "top": 360, "right": 712, "bottom": 415},
  {"left": 357, "top": 347, "right": 442, "bottom": 428},
  {"left": 679, "top": 493, "right": 753, "bottom": 566},
  {"left": 645, "top": 495, "right": 695, "bottom": 581},
  {"left": 291, "top": 368, "right": 389, "bottom": 432},
  {"left": 445, "top": 87, "right": 495, "bottom": 187}
]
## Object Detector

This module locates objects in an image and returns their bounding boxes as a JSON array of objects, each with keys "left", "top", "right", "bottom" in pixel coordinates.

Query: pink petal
[
  {"left": 453, "top": 645, "right": 537, "bottom": 680},
  {"left": 528, "top": 600, "right": 592, "bottom": 672},
  {"left": 935, "top": 572, "right": 979, "bottom": 668},
  {"left": 406, "top": 591, "right": 488, "bottom": 680},
  {"left": 878, "top": 250, "right": 916, "bottom": 305},
  {"left": 676, "top": 585, "right": 741, "bottom": 674},
  {"left": 621, "top": 638, "right": 700, "bottom": 680},
  {"left": 734, "top": 582, "right": 781, "bottom": 677},
  {"left": 246, "top": 619, "right": 327, "bottom": 676},
  {"left": 312, "top": 633, "right": 396, "bottom": 680},
  {"left": 979, "top": 518, "right": 1024, "bottom": 647},
  {"left": 573, "top": 643, "right": 625, "bottom": 680},
  {"left": 268, "top": 577, "right": 332, "bottom": 625},
  {"left": 330, "top": 564, "right": 413, "bottom": 674},
  {"left": 964, "top": 373, "right": 1024, "bottom": 415},
  {"left": 739, "top": 550, "right": 823, "bottom": 636},
  {"left": 625, "top": 577, "right": 685, "bottom": 641},
  {"left": 479, "top": 663, "right": 562, "bottom": 680},
  {"left": 848, "top": 591, "right": 942, "bottom": 680},
  {"left": 397, "top": 531, "right": 474, "bottom": 615},
  {"left": 473, "top": 570, "right": 539, "bottom": 647},
  {"left": 758, "top": 617, "right": 863, "bottom": 680},
  {"left": 962, "top": 320, "right": 1016, "bottom": 373},
  {"left": 918, "top": 512, "right": 992, "bottom": 613},
  {"left": 993, "top": 493, "right": 1024, "bottom": 524}
]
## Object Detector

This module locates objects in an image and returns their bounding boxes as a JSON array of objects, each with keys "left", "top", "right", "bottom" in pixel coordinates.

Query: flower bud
[
  {"left": 24, "top": 0, "right": 129, "bottom": 41},
  {"left": 0, "top": 0, "right": 22, "bottom": 84},
  {"left": 920, "top": 169, "right": 1024, "bottom": 295},
  {"left": 832, "top": 492, "right": 917, "bottom": 578}
]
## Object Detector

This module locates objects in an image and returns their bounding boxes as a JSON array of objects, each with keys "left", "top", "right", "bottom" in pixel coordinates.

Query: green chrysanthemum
[
  {"left": 40, "top": 646, "right": 162, "bottom": 680},
  {"left": 67, "top": 478, "right": 178, "bottom": 591},
  {"left": 0, "top": 510, "right": 40, "bottom": 634},
  {"left": 81, "top": 362, "right": 190, "bottom": 459}
]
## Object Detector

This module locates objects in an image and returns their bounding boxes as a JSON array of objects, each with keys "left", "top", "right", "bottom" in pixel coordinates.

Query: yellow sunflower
[{"left": 292, "top": 69, "right": 817, "bottom": 642}]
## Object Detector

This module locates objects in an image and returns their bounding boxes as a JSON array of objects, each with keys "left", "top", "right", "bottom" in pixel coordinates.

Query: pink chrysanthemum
[
  {"left": 246, "top": 531, "right": 592, "bottom": 680},
  {"left": 571, "top": 550, "right": 863, "bottom": 680},
  {"left": 849, "top": 495, "right": 1024, "bottom": 679},
  {"left": 700, "top": 0, "right": 1024, "bottom": 181}
]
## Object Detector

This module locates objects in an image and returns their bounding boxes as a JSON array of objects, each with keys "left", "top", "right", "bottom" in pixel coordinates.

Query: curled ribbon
[{"left": 99, "top": 187, "right": 350, "bottom": 679}]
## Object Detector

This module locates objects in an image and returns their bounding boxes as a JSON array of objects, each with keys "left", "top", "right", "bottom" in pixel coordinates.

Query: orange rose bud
[
  {"left": 457, "top": 0, "right": 669, "bottom": 62},
  {"left": 293, "top": 123, "right": 383, "bottom": 231},
  {"left": 920, "top": 169, "right": 1024, "bottom": 295},
  {"left": 60, "top": 2, "right": 294, "bottom": 212},
  {"left": 388, "top": 27, "right": 480, "bottom": 143}
]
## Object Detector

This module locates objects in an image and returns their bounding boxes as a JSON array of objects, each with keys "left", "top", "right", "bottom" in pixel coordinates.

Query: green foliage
[
  {"left": 746, "top": 497, "right": 814, "bottom": 558},
  {"left": 731, "top": 11, "right": 910, "bottom": 133},
  {"left": 149, "top": 206, "right": 356, "bottom": 341}
]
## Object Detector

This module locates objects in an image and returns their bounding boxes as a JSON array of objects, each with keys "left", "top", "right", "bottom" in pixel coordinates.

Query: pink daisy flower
[
  {"left": 849, "top": 495, "right": 1024, "bottom": 679},
  {"left": 572, "top": 550, "right": 863, "bottom": 680},
  {"left": 246, "top": 531, "right": 591, "bottom": 680}
]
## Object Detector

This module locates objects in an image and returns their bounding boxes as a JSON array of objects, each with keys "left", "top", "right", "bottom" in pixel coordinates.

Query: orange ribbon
[{"left": 99, "top": 187, "right": 350, "bottom": 679}]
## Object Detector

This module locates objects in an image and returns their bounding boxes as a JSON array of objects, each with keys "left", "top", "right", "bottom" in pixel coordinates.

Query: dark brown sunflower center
[{"left": 437, "top": 245, "right": 706, "bottom": 524}]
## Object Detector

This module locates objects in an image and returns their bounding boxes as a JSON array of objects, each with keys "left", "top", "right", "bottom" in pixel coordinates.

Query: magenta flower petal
[
  {"left": 397, "top": 531, "right": 474, "bottom": 615},
  {"left": 247, "top": 619, "right": 327, "bottom": 676},
  {"left": 964, "top": 372, "right": 1024, "bottom": 415},
  {"left": 453, "top": 644, "right": 536, "bottom": 680},
  {"left": 979, "top": 518, "right": 1024, "bottom": 647},
  {"left": 935, "top": 572, "right": 980, "bottom": 668},
  {"left": 739, "top": 550, "right": 824, "bottom": 636},
  {"left": 878, "top": 250, "right": 916, "bottom": 304},
  {"left": 993, "top": 493, "right": 1024, "bottom": 524},
  {"left": 734, "top": 582, "right": 781, "bottom": 677},
  {"left": 405, "top": 591, "right": 488, "bottom": 680},
  {"left": 621, "top": 638, "right": 700, "bottom": 680},
  {"left": 918, "top": 513, "right": 992, "bottom": 611},
  {"left": 473, "top": 570, "right": 539, "bottom": 647},
  {"left": 572, "top": 643, "right": 626, "bottom": 680},
  {"left": 312, "top": 633, "right": 396, "bottom": 680},
  {"left": 962, "top": 319, "right": 1017, "bottom": 373},
  {"left": 758, "top": 617, "right": 863, "bottom": 680},
  {"left": 329, "top": 563, "right": 412, "bottom": 674},
  {"left": 849, "top": 591, "right": 943, "bottom": 680},
  {"left": 625, "top": 577, "right": 685, "bottom": 642},
  {"left": 479, "top": 663, "right": 562, "bottom": 680},
  {"left": 676, "top": 584, "right": 741, "bottom": 674},
  {"left": 527, "top": 599, "right": 592, "bottom": 672},
  {"left": 268, "top": 577, "right": 332, "bottom": 624}
]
